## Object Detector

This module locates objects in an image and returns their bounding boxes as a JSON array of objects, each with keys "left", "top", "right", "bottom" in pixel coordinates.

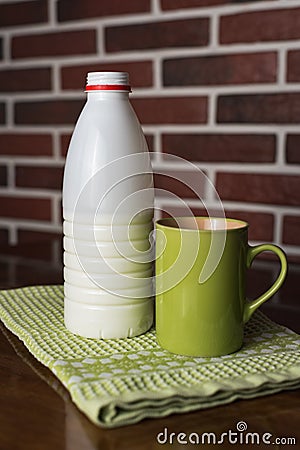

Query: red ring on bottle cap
[{"left": 85, "top": 84, "right": 131, "bottom": 92}]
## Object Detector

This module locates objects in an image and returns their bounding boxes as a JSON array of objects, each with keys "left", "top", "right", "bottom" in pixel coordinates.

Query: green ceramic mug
[{"left": 155, "top": 217, "right": 287, "bottom": 357}]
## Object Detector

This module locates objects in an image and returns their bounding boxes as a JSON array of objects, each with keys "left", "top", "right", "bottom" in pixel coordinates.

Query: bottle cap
[{"left": 85, "top": 71, "right": 131, "bottom": 92}]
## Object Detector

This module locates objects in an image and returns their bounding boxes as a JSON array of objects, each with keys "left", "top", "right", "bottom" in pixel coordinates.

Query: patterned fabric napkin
[{"left": 1, "top": 285, "right": 300, "bottom": 428}]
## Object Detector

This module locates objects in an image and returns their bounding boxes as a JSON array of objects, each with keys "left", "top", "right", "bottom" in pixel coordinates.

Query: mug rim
[{"left": 156, "top": 216, "right": 249, "bottom": 232}]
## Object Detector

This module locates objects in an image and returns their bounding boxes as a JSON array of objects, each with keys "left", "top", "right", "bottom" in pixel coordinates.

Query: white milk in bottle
[{"left": 62, "top": 72, "right": 154, "bottom": 339}]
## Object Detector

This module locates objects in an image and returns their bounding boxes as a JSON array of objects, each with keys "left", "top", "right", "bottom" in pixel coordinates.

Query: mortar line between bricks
[
  {"left": 153, "top": 54, "right": 162, "bottom": 90},
  {"left": 48, "top": 0, "right": 57, "bottom": 27},
  {"left": 0, "top": 187, "right": 62, "bottom": 198},
  {"left": 275, "top": 212, "right": 284, "bottom": 246},
  {"left": 4, "top": 97, "right": 14, "bottom": 130},
  {"left": 277, "top": 47, "right": 287, "bottom": 87},
  {"left": 151, "top": 0, "right": 162, "bottom": 16},
  {"left": 2, "top": 32, "right": 10, "bottom": 63},
  {"left": 8, "top": 225, "right": 17, "bottom": 245},
  {"left": 220, "top": 202, "right": 300, "bottom": 216},
  {"left": 0, "top": 158, "right": 65, "bottom": 166},
  {"left": 209, "top": 0, "right": 300, "bottom": 17},
  {"left": 133, "top": 84, "right": 300, "bottom": 95},
  {"left": 0, "top": 218, "right": 62, "bottom": 231},
  {"left": 275, "top": 130, "right": 286, "bottom": 168},
  {"left": 207, "top": 92, "right": 217, "bottom": 126},
  {"left": 147, "top": 198, "right": 300, "bottom": 216},
  {"left": 154, "top": 131, "right": 162, "bottom": 157},
  {"left": 208, "top": 12, "right": 219, "bottom": 49},
  {"left": 7, "top": 161, "right": 15, "bottom": 190},
  {"left": 2, "top": 123, "right": 300, "bottom": 134},
  {"left": 8, "top": 83, "right": 300, "bottom": 100},
  {"left": 141, "top": 124, "right": 300, "bottom": 133},
  {"left": 0, "top": 125, "right": 74, "bottom": 133},
  {"left": 97, "top": 22, "right": 105, "bottom": 56},
  {"left": 203, "top": 167, "right": 216, "bottom": 204},
  {"left": 152, "top": 164, "right": 300, "bottom": 176},
  {"left": 51, "top": 194, "right": 61, "bottom": 226},
  {"left": 52, "top": 62, "right": 60, "bottom": 95},
  {"left": 51, "top": 131, "right": 62, "bottom": 161}
]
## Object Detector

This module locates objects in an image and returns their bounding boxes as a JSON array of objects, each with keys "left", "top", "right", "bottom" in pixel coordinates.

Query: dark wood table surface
[{"left": 1, "top": 240, "right": 300, "bottom": 450}]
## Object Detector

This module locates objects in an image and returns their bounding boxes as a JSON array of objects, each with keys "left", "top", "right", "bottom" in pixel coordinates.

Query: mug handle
[{"left": 243, "top": 244, "right": 287, "bottom": 324}]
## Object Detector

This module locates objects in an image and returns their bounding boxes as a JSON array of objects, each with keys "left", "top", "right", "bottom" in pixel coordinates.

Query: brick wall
[{"left": 0, "top": 0, "right": 300, "bottom": 261}]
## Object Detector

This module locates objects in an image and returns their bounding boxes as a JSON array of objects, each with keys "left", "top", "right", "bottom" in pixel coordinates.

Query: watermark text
[{"left": 156, "top": 421, "right": 296, "bottom": 446}]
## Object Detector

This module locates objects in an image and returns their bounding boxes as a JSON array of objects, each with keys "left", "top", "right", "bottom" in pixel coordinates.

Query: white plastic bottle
[{"left": 63, "top": 72, "right": 154, "bottom": 339}]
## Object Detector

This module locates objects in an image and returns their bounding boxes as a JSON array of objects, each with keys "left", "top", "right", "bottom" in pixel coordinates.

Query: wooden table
[{"left": 1, "top": 241, "right": 300, "bottom": 449}]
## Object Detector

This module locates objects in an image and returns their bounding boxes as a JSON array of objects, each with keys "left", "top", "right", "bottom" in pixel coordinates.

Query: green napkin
[{"left": 1, "top": 285, "right": 300, "bottom": 428}]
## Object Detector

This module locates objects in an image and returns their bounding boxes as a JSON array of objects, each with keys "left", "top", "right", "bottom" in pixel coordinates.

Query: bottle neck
[
  {"left": 86, "top": 91, "right": 130, "bottom": 101},
  {"left": 85, "top": 72, "right": 131, "bottom": 100}
]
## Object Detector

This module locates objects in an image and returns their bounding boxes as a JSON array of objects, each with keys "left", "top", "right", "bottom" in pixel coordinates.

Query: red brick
[
  {"left": 216, "top": 173, "right": 300, "bottom": 206},
  {"left": 164, "top": 52, "right": 276, "bottom": 86},
  {"left": 14, "top": 99, "right": 84, "bottom": 125},
  {"left": 132, "top": 97, "right": 207, "bottom": 125},
  {"left": 286, "top": 135, "right": 300, "bottom": 164},
  {"left": 162, "top": 0, "right": 229, "bottom": 8},
  {"left": 161, "top": 0, "right": 274, "bottom": 9},
  {"left": 224, "top": 210, "right": 274, "bottom": 241},
  {"left": 0, "top": 227, "right": 9, "bottom": 245},
  {"left": 18, "top": 229, "right": 62, "bottom": 244},
  {"left": 0, "top": 1, "right": 48, "bottom": 27},
  {"left": 217, "top": 93, "right": 300, "bottom": 124},
  {"left": 105, "top": 18, "right": 209, "bottom": 52},
  {"left": 283, "top": 216, "right": 300, "bottom": 245},
  {"left": 160, "top": 204, "right": 274, "bottom": 241},
  {"left": 154, "top": 170, "right": 206, "bottom": 200},
  {"left": 0, "top": 68, "right": 51, "bottom": 93},
  {"left": 0, "top": 103, "right": 5, "bottom": 124},
  {"left": 0, "top": 166, "right": 7, "bottom": 186},
  {"left": 16, "top": 166, "right": 63, "bottom": 190},
  {"left": 160, "top": 205, "right": 208, "bottom": 224},
  {"left": 162, "top": 133, "right": 275, "bottom": 163},
  {"left": 160, "top": 205, "right": 204, "bottom": 219},
  {"left": 57, "top": 0, "right": 150, "bottom": 21},
  {"left": 145, "top": 134, "right": 154, "bottom": 152},
  {"left": 0, "top": 196, "right": 51, "bottom": 220},
  {"left": 60, "top": 134, "right": 71, "bottom": 157},
  {"left": 287, "top": 50, "right": 300, "bottom": 82},
  {"left": 61, "top": 61, "right": 153, "bottom": 90},
  {"left": 12, "top": 30, "right": 97, "bottom": 59},
  {"left": 220, "top": 8, "right": 300, "bottom": 44},
  {"left": 0, "top": 133, "right": 52, "bottom": 157}
]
